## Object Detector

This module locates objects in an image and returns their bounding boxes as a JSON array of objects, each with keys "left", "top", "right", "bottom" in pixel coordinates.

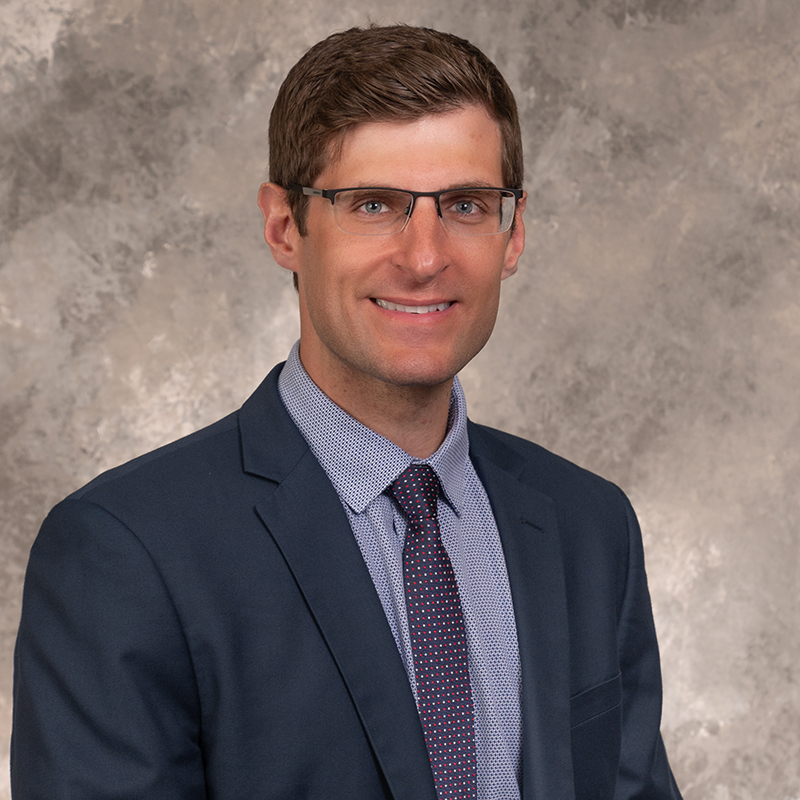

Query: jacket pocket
[
  {"left": 570, "top": 672, "right": 622, "bottom": 728},
  {"left": 570, "top": 673, "right": 622, "bottom": 800}
]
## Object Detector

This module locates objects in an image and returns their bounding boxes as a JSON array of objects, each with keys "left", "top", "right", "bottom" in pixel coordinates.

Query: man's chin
[{"left": 370, "top": 355, "right": 466, "bottom": 391}]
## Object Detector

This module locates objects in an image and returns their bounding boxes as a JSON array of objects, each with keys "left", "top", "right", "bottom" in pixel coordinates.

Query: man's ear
[
  {"left": 257, "top": 182, "right": 302, "bottom": 273},
  {"left": 501, "top": 191, "right": 527, "bottom": 281}
]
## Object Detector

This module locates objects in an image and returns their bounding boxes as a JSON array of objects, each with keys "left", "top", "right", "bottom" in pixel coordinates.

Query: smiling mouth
[{"left": 374, "top": 299, "right": 452, "bottom": 314}]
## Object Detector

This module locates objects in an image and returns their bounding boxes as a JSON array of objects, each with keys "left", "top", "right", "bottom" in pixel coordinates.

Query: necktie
[{"left": 389, "top": 465, "right": 477, "bottom": 799}]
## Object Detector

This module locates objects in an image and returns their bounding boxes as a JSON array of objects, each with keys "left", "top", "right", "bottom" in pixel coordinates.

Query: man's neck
[
  {"left": 300, "top": 354, "right": 453, "bottom": 460},
  {"left": 341, "top": 381, "right": 453, "bottom": 460}
]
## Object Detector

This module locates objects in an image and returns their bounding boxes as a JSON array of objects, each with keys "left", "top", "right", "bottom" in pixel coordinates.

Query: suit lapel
[
  {"left": 240, "top": 369, "right": 436, "bottom": 800},
  {"left": 469, "top": 423, "right": 576, "bottom": 800}
]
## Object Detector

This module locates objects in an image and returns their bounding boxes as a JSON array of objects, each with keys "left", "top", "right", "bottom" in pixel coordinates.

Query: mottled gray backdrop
[{"left": 1, "top": 0, "right": 798, "bottom": 797}]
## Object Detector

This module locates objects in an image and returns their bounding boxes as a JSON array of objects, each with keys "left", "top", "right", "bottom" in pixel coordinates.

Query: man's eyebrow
[{"left": 442, "top": 181, "right": 501, "bottom": 190}]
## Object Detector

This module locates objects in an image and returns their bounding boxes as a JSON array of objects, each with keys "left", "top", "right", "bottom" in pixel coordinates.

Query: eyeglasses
[{"left": 287, "top": 184, "right": 523, "bottom": 236}]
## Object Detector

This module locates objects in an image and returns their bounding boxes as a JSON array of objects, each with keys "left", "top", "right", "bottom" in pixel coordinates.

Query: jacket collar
[{"left": 238, "top": 363, "right": 308, "bottom": 485}]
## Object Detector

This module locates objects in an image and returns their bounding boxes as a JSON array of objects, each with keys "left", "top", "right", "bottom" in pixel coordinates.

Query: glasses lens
[
  {"left": 332, "top": 190, "right": 413, "bottom": 235},
  {"left": 439, "top": 189, "right": 517, "bottom": 235}
]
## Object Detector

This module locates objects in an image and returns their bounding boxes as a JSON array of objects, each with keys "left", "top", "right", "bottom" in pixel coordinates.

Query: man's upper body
[{"left": 11, "top": 24, "right": 682, "bottom": 800}]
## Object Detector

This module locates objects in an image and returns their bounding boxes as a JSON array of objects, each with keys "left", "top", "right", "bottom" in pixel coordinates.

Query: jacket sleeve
[
  {"left": 11, "top": 498, "right": 206, "bottom": 799},
  {"left": 613, "top": 488, "right": 682, "bottom": 800}
]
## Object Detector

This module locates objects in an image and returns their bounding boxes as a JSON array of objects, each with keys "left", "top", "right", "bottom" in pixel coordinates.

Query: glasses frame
[{"left": 286, "top": 183, "right": 524, "bottom": 236}]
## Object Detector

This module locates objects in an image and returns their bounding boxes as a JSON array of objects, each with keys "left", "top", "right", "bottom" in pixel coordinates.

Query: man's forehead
[{"left": 318, "top": 106, "right": 504, "bottom": 185}]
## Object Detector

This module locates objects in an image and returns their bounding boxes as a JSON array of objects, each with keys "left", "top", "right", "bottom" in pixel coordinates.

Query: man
[{"left": 12, "top": 25, "right": 682, "bottom": 800}]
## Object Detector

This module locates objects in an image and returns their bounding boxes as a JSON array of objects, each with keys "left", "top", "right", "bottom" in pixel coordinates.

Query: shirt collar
[{"left": 277, "top": 341, "right": 469, "bottom": 515}]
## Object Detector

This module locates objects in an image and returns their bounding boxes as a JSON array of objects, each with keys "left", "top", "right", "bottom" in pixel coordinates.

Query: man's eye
[
  {"left": 360, "top": 199, "right": 389, "bottom": 214},
  {"left": 454, "top": 200, "right": 477, "bottom": 215},
  {"left": 346, "top": 194, "right": 399, "bottom": 215},
  {"left": 446, "top": 195, "right": 489, "bottom": 217}
]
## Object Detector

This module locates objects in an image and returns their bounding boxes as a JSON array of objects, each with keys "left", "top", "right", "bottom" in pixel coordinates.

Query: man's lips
[{"left": 373, "top": 298, "right": 453, "bottom": 314}]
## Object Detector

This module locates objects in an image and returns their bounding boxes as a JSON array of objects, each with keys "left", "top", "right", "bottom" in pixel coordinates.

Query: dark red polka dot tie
[{"left": 390, "top": 464, "right": 477, "bottom": 800}]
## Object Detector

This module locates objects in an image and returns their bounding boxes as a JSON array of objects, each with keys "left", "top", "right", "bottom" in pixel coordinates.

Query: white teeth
[{"left": 375, "top": 299, "right": 452, "bottom": 314}]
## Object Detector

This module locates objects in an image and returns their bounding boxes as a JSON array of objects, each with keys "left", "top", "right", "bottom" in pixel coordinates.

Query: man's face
[{"left": 275, "top": 105, "right": 525, "bottom": 399}]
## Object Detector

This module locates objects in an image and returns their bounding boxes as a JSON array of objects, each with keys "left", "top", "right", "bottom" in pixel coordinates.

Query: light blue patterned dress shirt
[{"left": 278, "top": 341, "right": 522, "bottom": 800}]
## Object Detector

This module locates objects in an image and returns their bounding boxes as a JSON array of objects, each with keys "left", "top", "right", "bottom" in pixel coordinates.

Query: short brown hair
[{"left": 268, "top": 24, "right": 523, "bottom": 235}]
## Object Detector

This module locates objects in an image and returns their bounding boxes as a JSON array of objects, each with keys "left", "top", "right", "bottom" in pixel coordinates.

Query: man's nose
[{"left": 395, "top": 197, "right": 449, "bottom": 281}]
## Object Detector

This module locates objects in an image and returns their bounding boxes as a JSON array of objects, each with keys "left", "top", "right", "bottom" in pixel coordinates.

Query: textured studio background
[{"left": 1, "top": 0, "right": 799, "bottom": 797}]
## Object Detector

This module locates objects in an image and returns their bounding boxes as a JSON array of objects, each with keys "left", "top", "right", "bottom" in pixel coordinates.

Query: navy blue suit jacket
[{"left": 12, "top": 365, "right": 681, "bottom": 799}]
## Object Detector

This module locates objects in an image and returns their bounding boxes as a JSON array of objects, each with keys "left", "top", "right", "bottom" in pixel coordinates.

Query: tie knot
[{"left": 389, "top": 464, "right": 440, "bottom": 525}]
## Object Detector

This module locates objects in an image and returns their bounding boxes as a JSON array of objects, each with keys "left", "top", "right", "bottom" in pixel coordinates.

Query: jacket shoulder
[
  {"left": 468, "top": 421, "right": 625, "bottom": 505},
  {"left": 68, "top": 363, "right": 297, "bottom": 508},
  {"left": 70, "top": 409, "right": 241, "bottom": 503}
]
